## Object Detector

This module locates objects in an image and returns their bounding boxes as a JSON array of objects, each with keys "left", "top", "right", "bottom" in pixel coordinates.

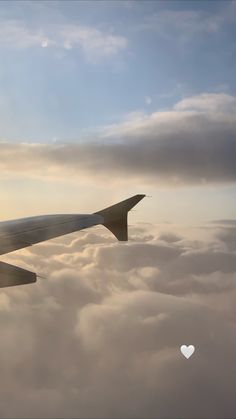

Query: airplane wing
[
  {"left": 0, "top": 213, "right": 103, "bottom": 256},
  {"left": 0, "top": 194, "right": 145, "bottom": 288}
]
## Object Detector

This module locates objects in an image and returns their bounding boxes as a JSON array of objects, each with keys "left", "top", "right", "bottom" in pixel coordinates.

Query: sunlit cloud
[
  {"left": 174, "top": 93, "right": 236, "bottom": 113},
  {"left": 0, "top": 93, "right": 235, "bottom": 186},
  {"left": 1, "top": 223, "right": 236, "bottom": 417}
]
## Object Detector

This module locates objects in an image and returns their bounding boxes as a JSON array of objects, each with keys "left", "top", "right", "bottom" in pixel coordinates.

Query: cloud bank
[
  {"left": 1, "top": 222, "right": 236, "bottom": 418},
  {"left": 1, "top": 93, "right": 236, "bottom": 186}
]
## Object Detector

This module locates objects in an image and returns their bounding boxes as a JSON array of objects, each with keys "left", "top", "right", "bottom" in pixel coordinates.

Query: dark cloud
[
  {"left": 1, "top": 93, "right": 236, "bottom": 185},
  {"left": 158, "top": 232, "right": 183, "bottom": 243},
  {"left": 215, "top": 226, "right": 236, "bottom": 251}
]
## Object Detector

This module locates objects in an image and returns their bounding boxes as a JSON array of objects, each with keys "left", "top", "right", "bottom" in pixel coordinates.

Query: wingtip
[{"left": 134, "top": 194, "right": 146, "bottom": 203}]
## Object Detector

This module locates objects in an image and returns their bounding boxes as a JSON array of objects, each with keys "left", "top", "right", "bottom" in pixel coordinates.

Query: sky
[
  {"left": 0, "top": 1, "right": 236, "bottom": 418},
  {"left": 0, "top": 0, "right": 235, "bottom": 223}
]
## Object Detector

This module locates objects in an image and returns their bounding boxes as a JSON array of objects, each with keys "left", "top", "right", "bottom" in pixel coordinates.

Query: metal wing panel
[
  {"left": 0, "top": 261, "right": 37, "bottom": 288},
  {"left": 0, "top": 214, "right": 103, "bottom": 255}
]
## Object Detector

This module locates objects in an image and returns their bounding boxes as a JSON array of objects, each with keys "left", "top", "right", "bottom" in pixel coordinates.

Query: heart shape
[{"left": 180, "top": 344, "right": 195, "bottom": 359}]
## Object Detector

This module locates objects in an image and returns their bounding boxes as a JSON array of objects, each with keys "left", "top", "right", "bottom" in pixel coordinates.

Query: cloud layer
[
  {"left": 0, "top": 20, "right": 127, "bottom": 60},
  {"left": 1, "top": 93, "right": 236, "bottom": 186},
  {"left": 0, "top": 221, "right": 236, "bottom": 418}
]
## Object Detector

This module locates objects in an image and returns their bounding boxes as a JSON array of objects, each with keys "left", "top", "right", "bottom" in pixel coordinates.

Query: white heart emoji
[{"left": 180, "top": 344, "right": 195, "bottom": 359}]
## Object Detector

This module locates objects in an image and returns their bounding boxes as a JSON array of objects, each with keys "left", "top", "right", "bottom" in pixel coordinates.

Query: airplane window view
[{"left": 0, "top": 1, "right": 236, "bottom": 418}]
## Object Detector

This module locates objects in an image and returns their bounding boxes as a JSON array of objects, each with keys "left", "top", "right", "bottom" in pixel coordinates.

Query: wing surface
[{"left": 0, "top": 214, "right": 103, "bottom": 255}]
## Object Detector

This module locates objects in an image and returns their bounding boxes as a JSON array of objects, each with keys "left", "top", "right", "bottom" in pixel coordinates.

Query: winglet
[{"left": 94, "top": 194, "right": 145, "bottom": 241}]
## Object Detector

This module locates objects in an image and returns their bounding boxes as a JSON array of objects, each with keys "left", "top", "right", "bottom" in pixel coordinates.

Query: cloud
[
  {"left": 95, "top": 242, "right": 182, "bottom": 272},
  {"left": 0, "top": 20, "right": 49, "bottom": 49},
  {"left": 0, "top": 20, "right": 127, "bottom": 59},
  {"left": 174, "top": 93, "right": 236, "bottom": 113},
  {"left": 145, "top": 96, "right": 152, "bottom": 105},
  {"left": 215, "top": 226, "right": 236, "bottom": 252},
  {"left": 136, "top": 2, "right": 236, "bottom": 43},
  {"left": 59, "top": 24, "right": 127, "bottom": 60},
  {"left": 158, "top": 232, "right": 182, "bottom": 243},
  {"left": 76, "top": 290, "right": 236, "bottom": 418},
  {"left": 1, "top": 222, "right": 236, "bottom": 417},
  {"left": 0, "top": 93, "right": 236, "bottom": 186},
  {"left": 41, "top": 39, "right": 49, "bottom": 48}
]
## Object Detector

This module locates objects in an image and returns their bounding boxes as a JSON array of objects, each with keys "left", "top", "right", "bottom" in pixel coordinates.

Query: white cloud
[
  {"left": 60, "top": 24, "right": 127, "bottom": 59},
  {"left": 175, "top": 93, "right": 236, "bottom": 113},
  {"left": 0, "top": 19, "right": 127, "bottom": 60},
  {"left": 1, "top": 223, "right": 236, "bottom": 417},
  {"left": 0, "top": 20, "right": 48, "bottom": 49},
  {"left": 41, "top": 39, "right": 49, "bottom": 48},
  {"left": 0, "top": 92, "right": 235, "bottom": 186}
]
